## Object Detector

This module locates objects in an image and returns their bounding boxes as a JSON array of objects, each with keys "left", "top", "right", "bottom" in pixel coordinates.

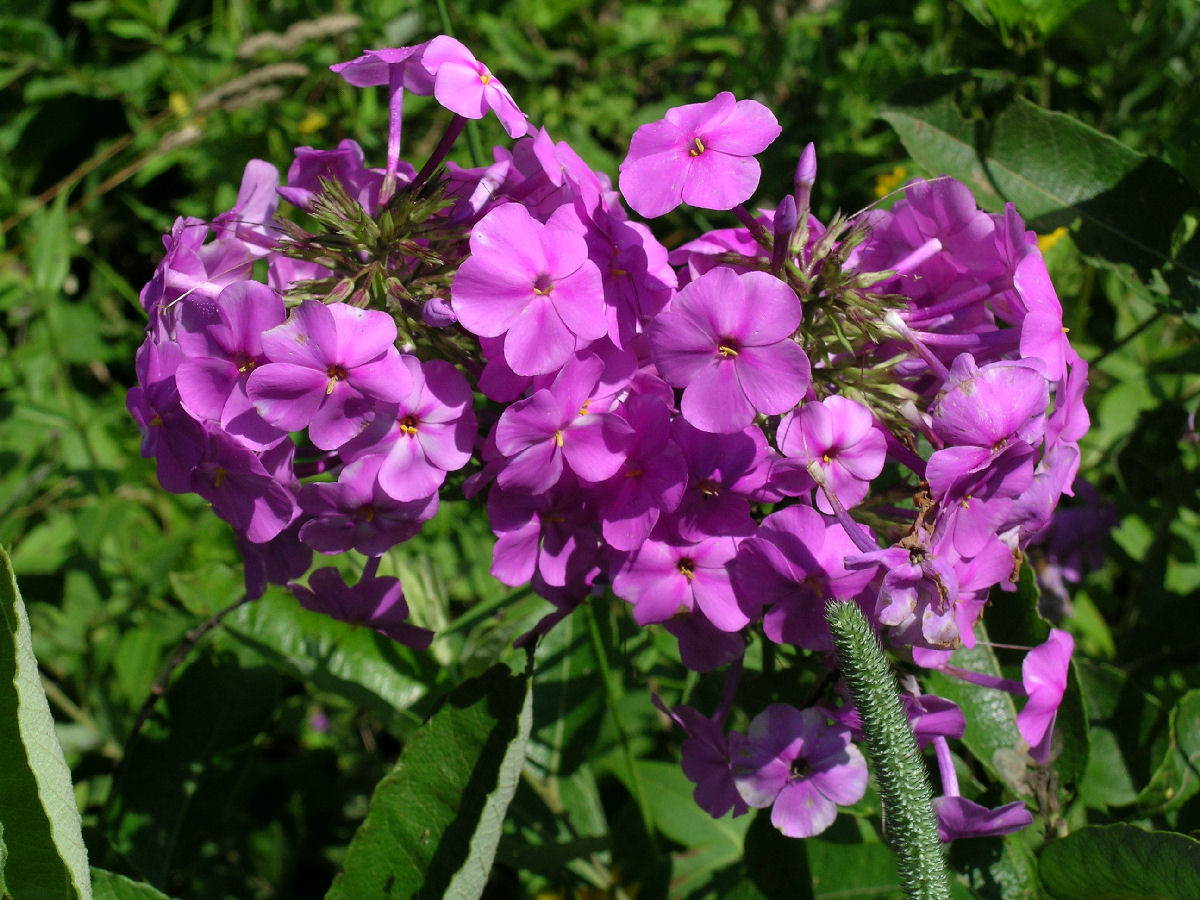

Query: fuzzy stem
[{"left": 825, "top": 600, "right": 951, "bottom": 900}]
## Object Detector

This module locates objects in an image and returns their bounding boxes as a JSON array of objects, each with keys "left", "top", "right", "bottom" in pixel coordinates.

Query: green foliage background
[{"left": 2, "top": 0, "right": 1200, "bottom": 897}]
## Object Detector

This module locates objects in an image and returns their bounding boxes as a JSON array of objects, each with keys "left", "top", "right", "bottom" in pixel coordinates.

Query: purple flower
[
  {"left": 594, "top": 394, "right": 687, "bottom": 551},
  {"left": 246, "top": 301, "right": 412, "bottom": 450},
  {"left": 1017, "top": 628, "right": 1074, "bottom": 761},
  {"left": 488, "top": 476, "right": 599, "bottom": 588},
  {"left": 174, "top": 281, "right": 287, "bottom": 450},
  {"left": 931, "top": 354, "right": 1049, "bottom": 450},
  {"left": 493, "top": 354, "right": 633, "bottom": 493},
  {"left": 190, "top": 431, "right": 298, "bottom": 544},
  {"left": 668, "top": 419, "right": 772, "bottom": 541},
  {"left": 731, "top": 704, "right": 867, "bottom": 838},
  {"left": 732, "top": 505, "right": 876, "bottom": 650},
  {"left": 342, "top": 357, "right": 476, "bottom": 502},
  {"left": 775, "top": 395, "right": 887, "bottom": 513},
  {"left": 452, "top": 203, "right": 607, "bottom": 376},
  {"left": 619, "top": 92, "right": 781, "bottom": 218},
  {"left": 419, "top": 35, "right": 528, "bottom": 138},
  {"left": 935, "top": 797, "right": 1034, "bottom": 842},
  {"left": 291, "top": 567, "right": 433, "bottom": 650},
  {"left": 212, "top": 160, "right": 281, "bottom": 257},
  {"left": 656, "top": 700, "right": 749, "bottom": 819},
  {"left": 611, "top": 534, "right": 746, "bottom": 631},
  {"left": 277, "top": 139, "right": 387, "bottom": 213},
  {"left": 650, "top": 267, "right": 810, "bottom": 433},
  {"left": 298, "top": 455, "right": 437, "bottom": 557}
]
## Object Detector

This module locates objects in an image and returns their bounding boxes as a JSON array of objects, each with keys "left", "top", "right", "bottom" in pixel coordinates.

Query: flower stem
[{"left": 825, "top": 600, "right": 951, "bottom": 900}]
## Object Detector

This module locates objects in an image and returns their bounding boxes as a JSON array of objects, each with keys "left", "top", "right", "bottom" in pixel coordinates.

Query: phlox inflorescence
[{"left": 129, "top": 34, "right": 1089, "bottom": 842}]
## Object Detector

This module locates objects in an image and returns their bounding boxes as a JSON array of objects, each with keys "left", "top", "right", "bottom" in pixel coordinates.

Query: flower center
[
  {"left": 699, "top": 478, "right": 720, "bottom": 497},
  {"left": 234, "top": 352, "right": 257, "bottom": 374},
  {"left": 326, "top": 364, "right": 348, "bottom": 395},
  {"left": 789, "top": 756, "right": 811, "bottom": 779},
  {"left": 400, "top": 415, "right": 419, "bottom": 436},
  {"left": 533, "top": 273, "right": 555, "bottom": 295},
  {"left": 717, "top": 341, "right": 739, "bottom": 359},
  {"left": 688, "top": 137, "right": 705, "bottom": 157},
  {"left": 676, "top": 557, "right": 696, "bottom": 580},
  {"left": 356, "top": 504, "right": 376, "bottom": 523},
  {"left": 480, "top": 71, "right": 492, "bottom": 85}
]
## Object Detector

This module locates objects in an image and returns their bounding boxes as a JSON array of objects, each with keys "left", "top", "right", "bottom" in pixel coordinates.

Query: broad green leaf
[
  {"left": 878, "top": 80, "right": 1002, "bottom": 210},
  {"left": 222, "top": 588, "right": 435, "bottom": 719},
  {"left": 881, "top": 83, "right": 1200, "bottom": 308},
  {"left": 89, "top": 870, "right": 171, "bottom": 900},
  {"left": 325, "top": 663, "right": 532, "bottom": 900},
  {"left": 1132, "top": 689, "right": 1200, "bottom": 814},
  {"left": 0, "top": 545, "right": 92, "bottom": 900},
  {"left": 927, "top": 626, "right": 1028, "bottom": 796},
  {"left": 1038, "top": 824, "right": 1200, "bottom": 900}
]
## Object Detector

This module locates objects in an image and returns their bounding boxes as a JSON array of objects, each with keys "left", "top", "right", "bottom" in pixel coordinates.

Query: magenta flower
[
  {"left": 291, "top": 567, "right": 433, "bottom": 650},
  {"left": 419, "top": 35, "right": 528, "bottom": 138},
  {"left": 731, "top": 704, "right": 867, "bottom": 838},
  {"left": 775, "top": 395, "right": 887, "bottom": 513},
  {"left": 493, "top": 354, "right": 633, "bottom": 493},
  {"left": 935, "top": 797, "right": 1034, "bottom": 842},
  {"left": 732, "top": 505, "right": 876, "bottom": 650},
  {"left": 298, "top": 456, "right": 437, "bottom": 557},
  {"left": 174, "top": 281, "right": 287, "bottom": 450},
  {"left": 656, "top": 700, "right": 749, "bottom": 819},
  {"left": 246, "top": 301, "right": 412, "bottom": 450},
  {"left": 931, "top": 354, "right": 1049, "bottom": 450},
  {"left": 452, "top": 203, "right": 607, "bottom": 376},
  {"left": 1017, "top": 628, "right": 1074, "bottom": 761},
  {"left": 342, "top": 357, "right": 476, "bottom": 502},
  {"left": 650, "top": 267, "right": 810, "bottom": 433},
  {"left": 619, "top": 92, "right": 781, "bottom": 218},
  {"left": 610, "top": 534, "right": 746, "bottom": 631}
]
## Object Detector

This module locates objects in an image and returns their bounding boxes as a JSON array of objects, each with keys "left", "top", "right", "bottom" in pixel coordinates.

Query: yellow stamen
[
  {"left": 400, "top": 415, "right": 419, "bottom": 436},
  {"left": 688, "top": 137, "right": 705, "bottom": 157},
  {"left": 554, "top": 430, "right": 564, "bottom": 447}
]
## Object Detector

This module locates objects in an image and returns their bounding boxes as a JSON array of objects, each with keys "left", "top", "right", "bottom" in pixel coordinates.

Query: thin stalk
[{"left": 585, "top": 596, "right": 660, "bottom": 856}]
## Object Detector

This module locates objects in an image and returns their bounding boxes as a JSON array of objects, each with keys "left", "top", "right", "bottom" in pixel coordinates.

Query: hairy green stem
[{"left": 825, "top": 600, "right": 951, "bottom": 900}]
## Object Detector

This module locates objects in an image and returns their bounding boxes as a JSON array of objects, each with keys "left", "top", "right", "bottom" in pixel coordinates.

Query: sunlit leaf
[{"left": 0, "top": 545, "right": 92, "bottom": 899}]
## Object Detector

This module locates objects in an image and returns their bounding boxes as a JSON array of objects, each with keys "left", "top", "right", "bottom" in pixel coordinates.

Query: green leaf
[
  {"left": 89, "top": 870, "right": 171, "bottom": 900},
  {"left": 927, "top": 627, "right": 1028, "bottom": 796},
  {"left": 102, "top": 652, "right": 281, "bottom": 889},
  {"left": 29, "top": 193, "right": 70, "bottom": 295},
  {"left": 0, "top": 545, "right": 92, "bottom": 900},
  {"left": 1038, "top": 824, "right": 1200, "bottom": 900},
  {"left": 949, "top": 831, "right": 1040, "bottom": 900},
  {"left": 325, "top": 663, "right": 533, "bottom": 900},
  {"left": 742, "top": 809, "right": 815, "bottom": 900},
  {"left": 881, "top": 83, "right": 1200, "bottom": 308},
  {"left": 222, "top": 588, "right": 435, "bottom": 719},
  {"left": 606, "top": 758, "right": 750, "bottom": 897},
  {"left": 1132, "top": 689, "right": 1200, "bottom": 814}
]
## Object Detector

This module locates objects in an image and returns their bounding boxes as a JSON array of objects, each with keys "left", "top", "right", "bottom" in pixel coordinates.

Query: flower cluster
[{"left": 130, "top": 35, "right": 1087, "bottom": 841}]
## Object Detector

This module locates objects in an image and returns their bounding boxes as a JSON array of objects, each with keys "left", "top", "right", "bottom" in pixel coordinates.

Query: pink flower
[
  {"left": 420, "top": 35, "right": 528, "bottom": 138},
  {"left": 619, "top": 92, "right": 781, "bottom": 218},
  {"left": 649, "top": 267, "right": 810, "bottom": 434},
  {"left": 1018, "top": 628, "right": 1074, "bottom": 762},
  {"left": 452, "top": 204, "right": 607, "bottom": 376}
]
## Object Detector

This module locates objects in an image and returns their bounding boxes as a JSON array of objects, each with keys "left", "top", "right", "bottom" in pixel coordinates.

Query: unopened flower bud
[
  {"left": 771, "top": 194, "right": 799, "bottom": 273},
  {"left": 793, "top": 142, "right": 817, "bottom": 214}
]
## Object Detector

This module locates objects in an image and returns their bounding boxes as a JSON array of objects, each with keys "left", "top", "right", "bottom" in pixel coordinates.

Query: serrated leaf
[
  {"left": 325, "top": 664, "right": 532, "bottom": 900},
  {"left": 1038, "top": 824, "right": 1200, "bottom": 900},
  {"left": 1132, "top": 690, "right": 1200, "bottom": 814},
  {"left": 0, "top": 545, "right": 92, "bottom": 899},
  {"left": 222, "top": 588, "right": 434, "bottom": 718},
  {"left": 89, "top": 869, "right": 171, "bottom": 900}
]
